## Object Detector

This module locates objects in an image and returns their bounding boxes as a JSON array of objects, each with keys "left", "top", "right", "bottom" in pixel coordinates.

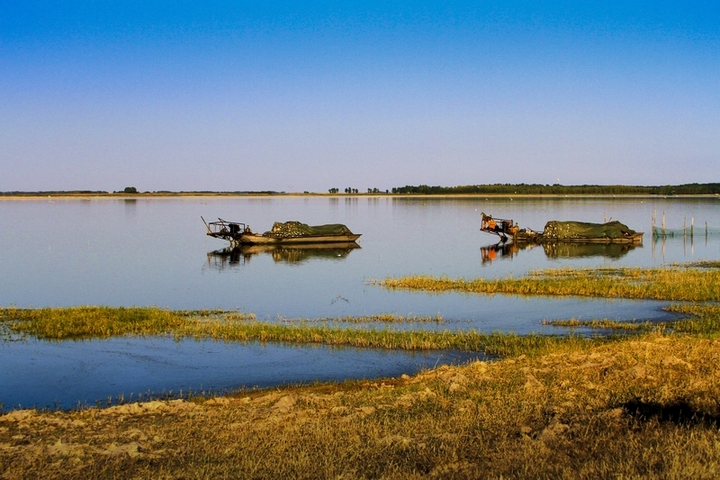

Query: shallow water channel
[
  {"left": 1, "top": 336, "right": 482, "bottom": 410},
  {"left": 1, "top": 195, "right": 719, "bottom": 409}
]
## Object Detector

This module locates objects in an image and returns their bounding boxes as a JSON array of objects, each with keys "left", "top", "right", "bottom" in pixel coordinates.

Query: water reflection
[
  {"left": 541, "top": 242, "right": 639, "bottom": 259},
  {"left": 207, "top": 242, "right": 361, "bottom": 269},
  {"left": 480, "top": 241, "right": 637, "bottom": 264},
  {"left": 480, "top": 242, "right": 536, "bottom": 264}
]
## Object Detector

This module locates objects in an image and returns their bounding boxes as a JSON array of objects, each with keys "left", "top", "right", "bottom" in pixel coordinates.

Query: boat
[
  {"left": 480, "top": 212, "right": 643, "bottom": 245},
  {"left": 203, "top": 217, "right": 361, "bottom": 248}
]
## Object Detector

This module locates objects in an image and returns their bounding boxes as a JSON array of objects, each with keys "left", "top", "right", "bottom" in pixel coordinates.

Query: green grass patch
[
  {"left": 288, "top": 313, "right": 445, "bottom": 324},
  {"left": 541, "top": 317, "right": 656, "bottom": 331},
  {"left": 1, "top": 306, "right": 609, "bottom": 357},
  {"left": 4, "top": 264, "right": 720, "bottom": 356},
  {"left": 0, "top": 306, "right": 254, "bottom": 340},
  {"left": 663, "top": 304, "right": 720, "bottom": 335},
  {"left": 374, "top": 264, "right": 720, "bottom": 302}
]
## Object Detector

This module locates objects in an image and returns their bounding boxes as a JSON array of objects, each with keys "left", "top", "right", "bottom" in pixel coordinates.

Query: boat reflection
[
  {"left": 207, "top": 242, "right": 361, "bottom": 269},
  {"left": 481, "top": 242, "right": 534, "bottom": 264},
  {"left": 481, "top": 241, "right": 638, "bottom": 264},
  {"left": 542, "top": 242, "right": 639, "bottom": 259}
]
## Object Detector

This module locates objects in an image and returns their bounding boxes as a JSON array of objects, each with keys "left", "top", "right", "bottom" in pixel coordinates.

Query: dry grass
[{"left": 1, "top": 333, "right": 719, "bottom": 479}]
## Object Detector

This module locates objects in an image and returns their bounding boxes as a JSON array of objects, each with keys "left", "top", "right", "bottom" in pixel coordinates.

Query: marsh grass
[
  {"left": 0, "top": 306, "right": 255, "bottom": 340},
  {"left": 3, "top": 263, "right": 720, "bottom": 478},
  {"left": 276, "top": 313, "right": 445, "bottom": 326},
  {"left": 317, "top": 313, "right": 444, "bottom": 324},
  {"left": 541, "top": 317, "right": 656, "bottom": 331},
  {"left": 0, "top": 307, "right": 599, "bottom": 357},
  {"left": 375, "top": 264, "right": 720, "bottom": 302},
  {"left": 663, "top": 303, "right": 720, "bottom": 334},
  {"left": 2, "top": 333, "right": 720, "bottom": 479}
]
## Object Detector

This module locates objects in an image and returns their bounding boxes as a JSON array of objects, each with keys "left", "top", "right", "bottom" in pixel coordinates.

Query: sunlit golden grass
[
  {"left": 374, "top": 264, "right": 720, "bottom": 302},
  {"left": 2, "top": 333, "right": 719, "bottom": 479}
]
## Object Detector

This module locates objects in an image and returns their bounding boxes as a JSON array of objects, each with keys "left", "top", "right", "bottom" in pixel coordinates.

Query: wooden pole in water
[
  {"left": 662, "top": 210, "right": 666, "bottom": 236},
  {"left": 691, "top": 217, "right": 694, "bottom": 238},
  {"left": 684, "top": 217, "right": 687, "bottom": 237},
  {"left": 652, "top": 208, "right": 656, "bottom": 234}
]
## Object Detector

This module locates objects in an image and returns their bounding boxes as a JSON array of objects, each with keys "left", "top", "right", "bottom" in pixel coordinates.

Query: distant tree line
[
  {"left": 327, "top": 187, "right": 389, "bottom": 194},
  {"left": 0, "top": 190, "right": 283, "bottom": 196},
  {"left": 390, "top": 183, "right": 720, "bottom": 195},
  {"left": 5, "top": 183, "right": 719, "bottom": 197},
  {"left": 0, "top": 190, "right": 110, "bottom": 196}
]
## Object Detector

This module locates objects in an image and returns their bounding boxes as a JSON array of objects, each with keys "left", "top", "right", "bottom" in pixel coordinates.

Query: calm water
[
  {"left": 1, "top": 195, "right": 719, "bottom": 409},
  {"left": 0, "top": 336, "right": 480, "bottom": 410}
]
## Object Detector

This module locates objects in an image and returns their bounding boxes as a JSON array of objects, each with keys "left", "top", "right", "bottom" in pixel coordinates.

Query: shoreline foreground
[
  {"left": 2, "top": 263, "right": 719, "bottom": 478},
  {"left": 1, "top": 332, "right": 719, "bottom": 478}
]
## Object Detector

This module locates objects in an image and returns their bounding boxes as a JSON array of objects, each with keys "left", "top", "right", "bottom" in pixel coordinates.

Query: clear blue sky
[{"left": 1, "top": 1, "right": 718, "bottom": 192}]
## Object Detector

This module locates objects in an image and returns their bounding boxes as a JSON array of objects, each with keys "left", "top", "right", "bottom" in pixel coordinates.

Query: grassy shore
[
  {"left": 1, "top": 333, "right": 719, "bottom": 478},
  {"left": 1, "top": 263, "right": 720, "bottom": 478},
  {"left": 374, "top": 262, "right": 720, "bottom": 302}
]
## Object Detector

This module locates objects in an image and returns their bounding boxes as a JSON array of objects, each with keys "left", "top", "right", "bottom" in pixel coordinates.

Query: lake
[{"left": 1, "top": 195, "right": 719, "bottom": 409}]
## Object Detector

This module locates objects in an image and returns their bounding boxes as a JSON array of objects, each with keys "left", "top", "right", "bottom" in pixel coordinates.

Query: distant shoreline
[
  {"left": 3, "top": 182, "right": 720, "bottom": 198},
  {"left": 2, "top": 192, "right": 719, "bottom": 200}
]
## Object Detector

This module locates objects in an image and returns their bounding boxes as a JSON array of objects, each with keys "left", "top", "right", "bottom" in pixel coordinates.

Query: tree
[{"left": 123, "top": 187, "right": 137, "bottom": 194}]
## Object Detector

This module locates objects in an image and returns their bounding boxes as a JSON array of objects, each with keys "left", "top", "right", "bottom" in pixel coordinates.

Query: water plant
[
  {"left": 0, "top": 306, "right": 254, "bottom": 340},
  {"left": 374, "top": 264, "right": 720, "bottom": 302},
  {"left": 541, "top": 317, "right": 656, "bottom": 331},
  {"left": 1, "top": 305, "right": 602, "bottom": 357},
  {"left": 287, "top": 313, "right": 445, "bottom": 324}
]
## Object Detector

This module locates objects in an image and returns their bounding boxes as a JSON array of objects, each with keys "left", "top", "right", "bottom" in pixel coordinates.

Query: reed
[
  {"left": 375, "top": 264, "right": 720, "bottom": 302},
  {"left": 541, "top": 317, "right": 656, "bottom": 331},
  {"left": 663, "top": 303, "right": 720, "bottom": 335},
  {"left": 290, "top": 313, "right": 445, "bottom": 324},
  {"left": 1, "top": 306, "right": 603, "bottom": 357},
  {"left": 0, "top": 306, "right": 254, "bottom": 340},
  {"left": 160, "top": 320, "right": 600, "bottom": 358}
]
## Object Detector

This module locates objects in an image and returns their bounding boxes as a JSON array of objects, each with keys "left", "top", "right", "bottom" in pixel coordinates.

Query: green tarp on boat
[
  {"left": 542, "top": 220, "right": 639, "bottom": 240},
  {"left": 263, "top": 221, "right": 354, "bottom": 239}
]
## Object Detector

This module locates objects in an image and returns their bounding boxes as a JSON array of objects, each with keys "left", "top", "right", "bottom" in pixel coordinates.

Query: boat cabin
[{"left": 480, "top": 212, "right": 518, "bottom": 242}]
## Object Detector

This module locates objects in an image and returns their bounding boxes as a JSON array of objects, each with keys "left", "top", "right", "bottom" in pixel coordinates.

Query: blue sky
[{"left": 1, "top": 1, "right": 718, "bottom": 192}]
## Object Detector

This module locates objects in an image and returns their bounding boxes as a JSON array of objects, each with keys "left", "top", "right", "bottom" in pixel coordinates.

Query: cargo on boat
[
  {"left": 480, "top": 212, "right": 643, "bottom": 245},
  {"left": 203, "top": 218, "right": 361, "bottom": 248}
]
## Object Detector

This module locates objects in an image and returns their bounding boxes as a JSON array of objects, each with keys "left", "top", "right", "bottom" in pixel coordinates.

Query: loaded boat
[
  {"left": 203, "top": 217, "right": 361, "bottom": 248},
  {"left": 480, "top": 212, "right": 643, "bottom": 245}
]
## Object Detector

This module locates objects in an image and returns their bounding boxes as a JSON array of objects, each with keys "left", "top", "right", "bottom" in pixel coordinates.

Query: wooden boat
[
  {"left": 480, "top": 212, "right": 643, "bottom": 245},
  {"left": 203, "top": 217, "right": 361, "bottom": 248}
]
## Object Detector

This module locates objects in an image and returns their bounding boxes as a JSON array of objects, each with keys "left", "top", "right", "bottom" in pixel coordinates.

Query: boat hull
[
  {"left": 237, "top": 233, "right": 361, "bottom": 245},
  {"left": 514, "top": 232, "right": 643, "bottom": 245}
]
